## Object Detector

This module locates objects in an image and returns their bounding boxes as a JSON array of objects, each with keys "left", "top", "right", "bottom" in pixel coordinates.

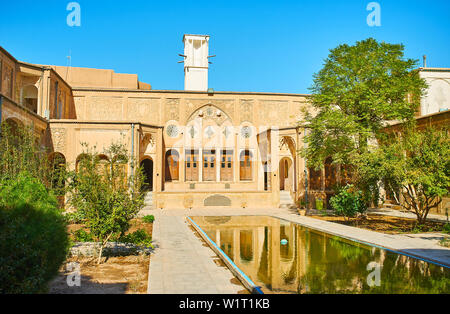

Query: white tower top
[{"left": 183, "top": 34, "right": 210, "bottom": 92}]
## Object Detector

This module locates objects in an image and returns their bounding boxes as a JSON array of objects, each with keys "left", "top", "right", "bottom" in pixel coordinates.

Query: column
[{"left": 216, "top": 149, "right": 221, "bottom": 182}]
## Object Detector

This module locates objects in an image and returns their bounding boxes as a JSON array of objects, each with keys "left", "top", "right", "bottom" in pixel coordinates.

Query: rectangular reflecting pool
[{"left": 190, "top": 216, "right": 450, "bottom": 294}]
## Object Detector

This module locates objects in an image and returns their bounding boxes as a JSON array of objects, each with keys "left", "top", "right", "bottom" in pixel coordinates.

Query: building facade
[{"left": 1, "top": 35, "right": 448, "bottom": 212}]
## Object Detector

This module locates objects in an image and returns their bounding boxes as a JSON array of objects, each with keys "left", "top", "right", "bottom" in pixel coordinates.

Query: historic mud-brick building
[{"left": 1, "top": 35, "right": 449, "bottom": 211}]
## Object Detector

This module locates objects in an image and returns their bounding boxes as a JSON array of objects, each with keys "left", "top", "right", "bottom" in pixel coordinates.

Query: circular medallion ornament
[
  {"left": 166, "top": 125, "right": 179, "bottom": 138},
  {"left": 241, "top": 126, "right": 252, "bottom": 139}
]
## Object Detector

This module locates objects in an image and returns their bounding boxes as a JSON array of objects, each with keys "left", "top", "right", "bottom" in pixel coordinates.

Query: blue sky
[{"left": 1, "top": 0, "right": 449, "bottom": 93}]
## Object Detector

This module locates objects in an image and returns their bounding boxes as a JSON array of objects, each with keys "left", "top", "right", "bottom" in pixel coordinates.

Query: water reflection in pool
[{"left": 190, "top": 216, "right": 450, "bottom": 294}]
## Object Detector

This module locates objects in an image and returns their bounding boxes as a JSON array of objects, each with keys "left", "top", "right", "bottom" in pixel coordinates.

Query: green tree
[
  {"left": 68, "top": 142, "right": 144, "bottom": 264},
  {"left": 0, "top": 172, "right": 69, "bottom": 294},
  {"left": 302, "top": 38, "right": 427, "bottom": 203},
  {"left": 0, "top": 121, "right": 68, "bottom": 199},
  {"left": 357, "top": 126, "right": 449, "bottom": 225}
]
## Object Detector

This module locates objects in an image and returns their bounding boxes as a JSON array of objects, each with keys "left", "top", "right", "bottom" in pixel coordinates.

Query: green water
[{"left": 191, "top": 216, "right": 450, "bottom": 294}]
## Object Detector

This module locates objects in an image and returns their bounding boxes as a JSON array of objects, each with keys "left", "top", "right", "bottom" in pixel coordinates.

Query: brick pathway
[{"left": 147, "top": 214, "right": 243, "bottom": 294}]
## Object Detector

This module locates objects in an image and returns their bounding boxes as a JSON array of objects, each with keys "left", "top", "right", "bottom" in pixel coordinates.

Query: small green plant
[
  {"left": 439, "top": 237, "right": 450, "bottom": 248},
  {"left": 330, "top": 185, "right": 368, "bottom": 221},
  {"left": 142, "top": 215, "right": 155, "bottom": 224},
  {"left": 442, "top": 223, "right": 450, "bottom": 234},
  {"left": 64, "top": 211, "right": 86, "bottom": 224},
  {"left": 72, "top": 229, "right": 94, "bottom": 242},
  {"left": 118, "top": 229, "right": 152, "bottom": 247},
  {"left": 315, "top": 198, "right": 324, "bottom": 211}
]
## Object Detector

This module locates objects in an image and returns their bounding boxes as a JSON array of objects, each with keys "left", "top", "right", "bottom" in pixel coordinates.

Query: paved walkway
[
  {"left": 147, "top": 214, "right": 243, "bottom": 294},
  {"left": 368, "top": 207, "right": 449, "bottom": 223},
  {"left": 147, "top": 206, "right": 450, "bottom": 294}
]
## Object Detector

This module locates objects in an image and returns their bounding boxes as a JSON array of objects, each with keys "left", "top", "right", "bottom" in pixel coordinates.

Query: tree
[
  {"left": 68, "top": 142, "right": 144, "bottom": 264},
  {"left": 302, "top": 38, "right": 427, "bottom": 204},
  {"left": 357, "top": 126, "right": 449, "bottom": 225},
  {"left": 0, "top": 121, "right": 67, "bottom": 199},
  {"left": 0, "top": 172, "right": 69, "bottom": 294}
]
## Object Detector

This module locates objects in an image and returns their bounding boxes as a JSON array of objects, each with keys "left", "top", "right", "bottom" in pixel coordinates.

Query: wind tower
[{"left": 180, "top": 34, "right": 213, "bottom": 92}]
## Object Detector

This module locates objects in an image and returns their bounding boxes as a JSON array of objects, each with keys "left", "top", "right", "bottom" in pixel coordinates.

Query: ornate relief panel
[
  {"left": 165, "top": 99, "right": 180, "bottom": 122},
  {"left": 185, "top": 99, "right": 234, "bottom": 124},
  {"left": 258, "top": 100, "right": 289, "bottom": 127},
  {"left": 128, "top": 97, "right": 160, "bottom": 124},
  {"left": 51, "top": 128, "right": 67, "bottom": 153},
  {"left": 240, "top": 100, "right": 254, "bottom": 123},
  {"left": 88, "top": 96, "right": 123, "bottom": 121}
]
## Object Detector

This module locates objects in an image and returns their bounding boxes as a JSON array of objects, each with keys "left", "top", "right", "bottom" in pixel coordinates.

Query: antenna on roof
[
  {"left": 423, "top": 55, "right": 427, "bottom": 68},
  {"left": 66, "top": 49, "right": 72, "bottom": 80}
]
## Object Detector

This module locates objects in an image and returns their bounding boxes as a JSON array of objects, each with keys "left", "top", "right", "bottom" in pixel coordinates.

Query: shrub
[
  {"left": 142, "top": 215, "right": 155, "bottom": 224},
  {"left": 0, "top": 172, "right": 70, "bottom": 294},
  {"left": 443, "top": 223, "right": 450, "bottom": 234},
  {"left": 330, "top": 185, "right": 368, "bottom": 221},
  {"left": 64, "top": 211, "right": 86, "bottom": 224},
  {"left": 72, "top": 229, "right": 94, "bottom": 242},
  {"left": 68, "top": 142, "right": 145, "bottom": 263},
  {"left": 118, "top": 229, "right": 152, "bottom": 247}
]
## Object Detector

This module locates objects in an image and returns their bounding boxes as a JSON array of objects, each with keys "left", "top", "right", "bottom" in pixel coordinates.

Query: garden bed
[
  {"left": 49, "top": 217, "right": 153, "bottom": 294},
  {"left": 49, "top": 255, "right": 150, "bottom": 294},
  {"left": 308, "top": 214, "right": 448, "bottom": 235}
]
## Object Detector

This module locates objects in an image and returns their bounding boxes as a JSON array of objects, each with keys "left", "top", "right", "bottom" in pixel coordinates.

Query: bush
[
  {"left": 118, "top": 229, "right": 152, "bottom": 247},
  {"left": 142, "top": 215, "right": 155, "bottom": 224},
  {"left": 64, "top": 211, "right": 86, "bottom": 224},
  {"left": 330, "top": 185, "right": 368, "bottom": 220},
  {"left": 68, "top": 142, "right": 145, "bottom": 264},
  {"left": 0, "top": 172, "right": 70, "bottom": 294},
  {"left": 72, "top": 229, "right": 94, "bottom": 242},
  {"left": 443, "top": 223, "right": 450, "bottom": 234}
]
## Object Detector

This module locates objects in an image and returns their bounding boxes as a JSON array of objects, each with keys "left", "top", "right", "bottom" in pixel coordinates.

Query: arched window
[
  {"left": 165, "top": 150, "right": 179, "bottom": 181},
  {"left": 49, "top": 153, "right": 66, "bottom": 192},
  {"left": 75, "top": 154, "right": 90, "bottom": 172},
  {"left": 49, "top": 152, "right": 66, "bottom": 208},
  {"left": 21, "top": 85, "right": 38, "bottom": 114},
  {"left": 325, "top": 157, "right": 337, "bottom": 190},
  {"left": 240, "top": 150, "right": 253, "bottom": 181},
  {"left": 96, "top": 154, "right": 110, "bottom": 175},
  {"left": 140, "top": 158, "right": 154, "bottom": 191},
  {"left": 309, "top": 167, "right": 322, "bottom": 190}
]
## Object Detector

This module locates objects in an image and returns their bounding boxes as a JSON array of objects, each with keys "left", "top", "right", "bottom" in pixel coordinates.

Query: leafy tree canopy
[{"left": 303, "top": 38, "right": 427, "bottom": 168}]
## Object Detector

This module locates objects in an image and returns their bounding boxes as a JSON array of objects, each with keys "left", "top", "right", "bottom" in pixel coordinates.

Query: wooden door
[
  {"left": 165, "top": 150, "right": 179, "bottom": 181},
  {"left": 240, "top": 151, "right": 252, "bottom": 181},
  {"left": 203, "top": 150, "right": 216, "bottom": 181},
  {"left": 185, "top": 150, "right": 199, "bottom": 181},
  {"left": 220, "top": 150, "right": 233, "bottom": 181}
]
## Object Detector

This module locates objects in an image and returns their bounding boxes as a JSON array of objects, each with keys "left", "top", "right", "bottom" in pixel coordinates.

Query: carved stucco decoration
[
  {"left": 240, "top": 100, "right": 254, "bottom": 123},
  {"left": 185, "top": 99, "right": 234, "bottom": 124},
  {"left": 165, "top": 99, "right": 180, "bottom": 122},
  {"left": 128, "top": 98, "right": 160, "bottom": 124},
  {"left": 186, "top": 104, "right": 232, "bottom": 126},
  {"left": 279, "top": 136, "right": 296, "bottom": 156},
  {"left": 141, "top": 133, "right": 155, "bottom": 154},
  {"left": 259, "top": 100, "right": 289, "bottom": 127},
  {"left": 51, "top": 128, "right": 67, "bottom": 153},
  {"left": 89, "top": 96, "right": 123, "bottom": 121}
]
